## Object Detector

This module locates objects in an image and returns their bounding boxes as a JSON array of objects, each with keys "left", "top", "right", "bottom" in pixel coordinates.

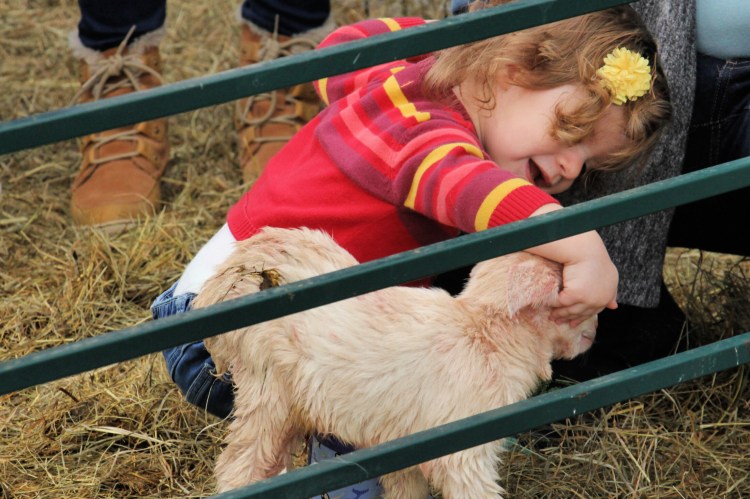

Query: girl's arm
[
  {"left": 395, "top": 126, "right": 560, "bottom": 232},
  {"left": 396, "top": 134, "right": 616, "bottom": 322}
]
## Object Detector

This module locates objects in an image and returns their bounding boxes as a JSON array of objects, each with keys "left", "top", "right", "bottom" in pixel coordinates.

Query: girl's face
[{"left": 466, "top": 82, "right": 628, "bottom": 194}]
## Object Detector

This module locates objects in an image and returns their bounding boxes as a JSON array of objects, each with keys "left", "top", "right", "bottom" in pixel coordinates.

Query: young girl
[{"left": 152, "top": 4, "right": 671, "bottom": 496}]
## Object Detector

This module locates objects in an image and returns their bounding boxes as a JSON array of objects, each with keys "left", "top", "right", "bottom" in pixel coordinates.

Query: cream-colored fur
[{"left": 196, "top": 227, "right": 597, "bottom": 498}]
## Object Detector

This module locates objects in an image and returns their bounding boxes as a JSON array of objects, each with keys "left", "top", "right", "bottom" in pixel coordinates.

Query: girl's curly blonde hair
[{"left": 423, "top": 2, "right": 672, "bottom": 172}]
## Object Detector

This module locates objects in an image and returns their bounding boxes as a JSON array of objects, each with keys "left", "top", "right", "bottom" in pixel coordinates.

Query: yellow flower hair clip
[{"left": 597, "top": 47, "right": 652, "bottom": 105}]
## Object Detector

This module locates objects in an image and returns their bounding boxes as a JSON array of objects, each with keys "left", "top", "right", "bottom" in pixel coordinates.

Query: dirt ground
[{"left": 1, "top": 1, "right": 749, "bottom": 497}]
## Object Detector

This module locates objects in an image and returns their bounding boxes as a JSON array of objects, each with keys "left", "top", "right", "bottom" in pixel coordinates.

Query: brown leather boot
[
  {"left": 236, "top": 22, "right": 331, "bottom": 183},
  {"left": 70, "top": 36, "right": 169, "bottom": 231}
]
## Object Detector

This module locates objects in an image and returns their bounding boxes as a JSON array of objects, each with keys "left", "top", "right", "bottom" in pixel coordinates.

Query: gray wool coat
[{"left": 558, "top": 0, "right": 697, "bottom": 307}]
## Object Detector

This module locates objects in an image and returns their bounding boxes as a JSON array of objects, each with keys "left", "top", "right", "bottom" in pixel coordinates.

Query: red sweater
[{"left": 227, "top": 17, "right": 558, "bottom": 266}]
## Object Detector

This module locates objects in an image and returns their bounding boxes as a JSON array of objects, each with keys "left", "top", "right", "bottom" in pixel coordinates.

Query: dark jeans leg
[
  {"left": 240, "top": 0, "right": 331, "bottom": 35},
  {"left": 151, "top": 284, "right": 235, "bottom": 419},
  {"left": 451, "top": 0, "right": 471, "bottom": 14},
  {"left": 78, "top": 0, "right": 167, "bottom": 51},
  {"left": 668, "top": 54, "right": 750, "bottom": 256}
]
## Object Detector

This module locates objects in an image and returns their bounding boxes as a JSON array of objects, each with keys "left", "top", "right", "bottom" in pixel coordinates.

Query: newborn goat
[{"left": 196, "top": 227, "right": 596, "bottom": 498}]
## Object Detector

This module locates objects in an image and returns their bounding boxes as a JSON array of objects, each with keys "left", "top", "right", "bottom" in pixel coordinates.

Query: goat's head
[{"left": 460, "top": 251, "right": 596, "bottom": 360}]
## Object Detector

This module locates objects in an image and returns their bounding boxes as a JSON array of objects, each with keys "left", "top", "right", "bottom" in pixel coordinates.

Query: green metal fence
[{"left": 2, "top": 1, "right": 749, "bottom": 497}]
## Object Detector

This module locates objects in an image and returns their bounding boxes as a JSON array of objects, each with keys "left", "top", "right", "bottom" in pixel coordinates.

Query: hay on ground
[{"left": 1, "top": 1, "right": 749, "bottom": 497}]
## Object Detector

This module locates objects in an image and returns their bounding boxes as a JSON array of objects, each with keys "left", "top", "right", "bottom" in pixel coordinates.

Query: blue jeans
[
  {"left": 78, "top": 0, "right": 331, "bottom": 51},
  {"left": 451, "top": 0, "right": 471, "bottom": 14},
  {"left": 151, "top": 283, "right": 235, "bottom": 419},
  {"left": 150, "top": 283, "right": 386, "bottom": 497},
  {"left": 668, "top": 53, "right": 750, "bottom": 256}
]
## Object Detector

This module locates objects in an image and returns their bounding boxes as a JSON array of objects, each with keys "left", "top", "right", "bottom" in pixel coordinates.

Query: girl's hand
[
  {"left": 548, "top": 248, "right": 618, "bottom": 325},
  {"left": 525, "top": 204, "right": 618, "bottom": 325}
]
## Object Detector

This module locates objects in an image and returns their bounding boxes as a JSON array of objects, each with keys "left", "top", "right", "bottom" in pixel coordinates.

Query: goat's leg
[
  {"left": 214, "top": 374, "right": 298, "bottom": 492},
  {"left": 427, "top": 443, "right": 505, "bottom": 498},
  {"left": 380, "top": 466, "right": 431, "bottom": 499}
]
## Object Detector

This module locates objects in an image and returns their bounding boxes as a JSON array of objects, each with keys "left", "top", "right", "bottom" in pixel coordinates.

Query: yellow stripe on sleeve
[
  {"left": 474, "top": 178, "right": 532, "bottom": 231},
  {"left": 318, "top": 78, "right": 330, "bottom": 106},
  {"left": 379, "top": 18, "right": 403, "bottom": 31},
  {"left": 384, "top": 75, "right": 431, "bottom": 123},
  {"left": 404, "top": 143, "right": 484, "bottom": 209}
]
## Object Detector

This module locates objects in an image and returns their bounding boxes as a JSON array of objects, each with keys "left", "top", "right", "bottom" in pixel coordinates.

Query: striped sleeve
[
  {"left": 396, "top": 133, "right": 559, "bottom": 233},
  {"left": 313, "top": 17, "right": 427, "bottom": 106}
]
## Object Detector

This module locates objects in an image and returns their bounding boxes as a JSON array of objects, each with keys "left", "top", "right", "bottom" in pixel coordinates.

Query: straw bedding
[{"left": 1, "top": 1, "right": 748, "bottom": 497}]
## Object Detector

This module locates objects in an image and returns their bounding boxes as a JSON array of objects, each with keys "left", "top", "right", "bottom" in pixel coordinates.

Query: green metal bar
[
  {"left": 0, "top": 0, "right": 630, "bottom": 155},
  {"left": 0, "top": 155, "right": 748, "bottom": 395},
  {"left": 3, "top": 2, "right": 745, "bottom": 497},
  {"left": 211, "top": 331, "right": 750, "bottom": 498}
]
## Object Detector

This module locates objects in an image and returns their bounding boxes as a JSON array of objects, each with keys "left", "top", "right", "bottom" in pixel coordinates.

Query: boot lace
[
  {"left": 236, "top": 27, "right": 319, "bottom": 143},
  {"left": 70, "top": 27, "right": 164, "bottom": 179}
]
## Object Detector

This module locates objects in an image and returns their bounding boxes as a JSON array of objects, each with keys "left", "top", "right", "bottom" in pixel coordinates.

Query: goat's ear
[{"left": 505, "top": 256, "right": 561, "bottom": 316}]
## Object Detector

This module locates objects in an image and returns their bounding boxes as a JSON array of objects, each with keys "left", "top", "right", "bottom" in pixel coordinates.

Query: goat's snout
[{"left": 577, "top": 316, "right": 598, "bottom": 352}]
